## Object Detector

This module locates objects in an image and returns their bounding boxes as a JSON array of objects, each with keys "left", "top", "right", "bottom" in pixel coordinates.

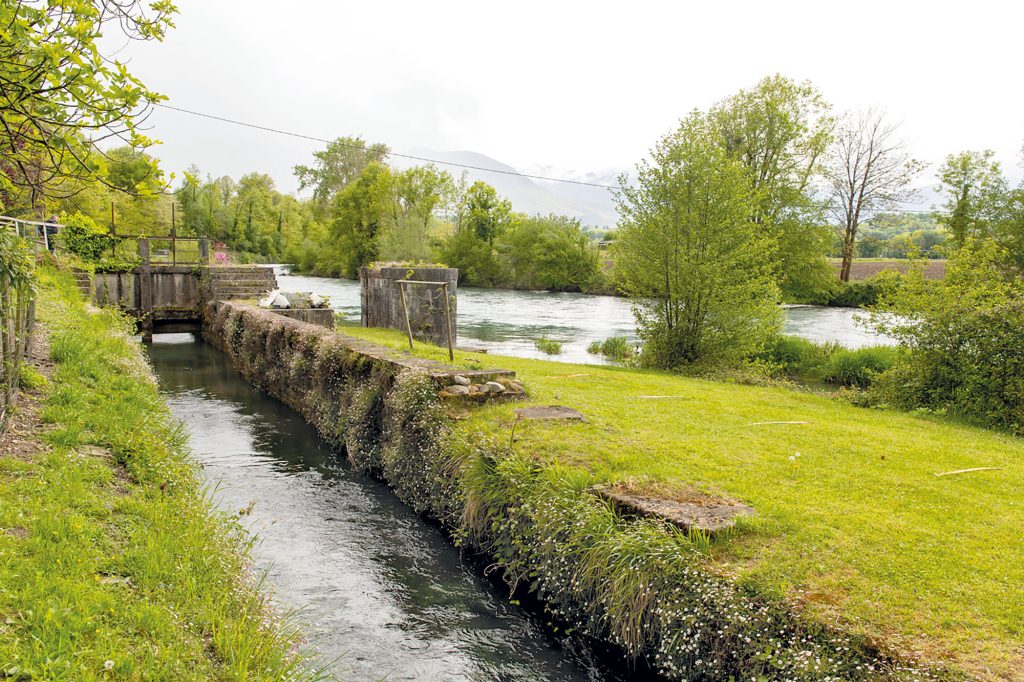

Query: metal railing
[
  {"left": 0, "top": 216, "right": 210, "bottom": 266},
  {"left": 0, "top": 216, "right": 55, "bottom": 252}
]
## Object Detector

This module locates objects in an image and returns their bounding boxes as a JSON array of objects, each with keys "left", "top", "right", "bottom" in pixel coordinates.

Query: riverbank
[
  {"left": 205, "top": 301, "right": 1019, "bottom": 679},
  {"left": 0, "top": 269, "right": 313, "bottom": 678},
  {"left": 339, "top": 325, "right": 1021, "bottom": 681}
]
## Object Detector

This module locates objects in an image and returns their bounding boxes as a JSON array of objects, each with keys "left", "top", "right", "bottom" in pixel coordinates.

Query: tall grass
[
  {"left": 759, "top": 334, "right": 900, "bottom": 388},
  {"left": 0, "top": 268, "right": 321, "bottom": 679},
  {"left": 586, "top": 336, "right": 636, "bottom": 362},
  {"left": 534, "top": 337, "right": 563, "bottom": 355}
]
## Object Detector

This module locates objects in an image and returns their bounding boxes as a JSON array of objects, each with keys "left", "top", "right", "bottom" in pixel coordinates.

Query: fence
[
  {"left": 0, "top": 215, "right": 54, "bottom": 253},
  {"left": 0, "top": 225, "right": 37, "bottom": 433},
  {"left": 1, "top": 215, "right": 210, "bottom": 266}
]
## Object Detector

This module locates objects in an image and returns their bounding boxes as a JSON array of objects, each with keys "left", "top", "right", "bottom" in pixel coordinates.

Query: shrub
[
  {"left": 58, "top": 212, "right": 118, "bottom": 262},
  {"left": 757, "top": 334, "right": 897, "bottom": 388},
  {"left": 587, "top": 336, "right": 636, "bottom": 362},
  {"left": 534, "top": 337, "right": 562, "bottom": 355},
  {"left": 871, "top": 239, "right": 1024, "bottom": 431},
  {"left": 757, "top": 335, "right": 835, "bottom": 377},
  {"left": 821, "top": 346, "right": 901, "bottom": 388},
  {"left": 826, "top": 270, "right": 903, "bottom": 307}
]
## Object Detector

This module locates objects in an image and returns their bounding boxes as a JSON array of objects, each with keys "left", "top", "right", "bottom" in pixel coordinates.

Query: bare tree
[{"left": 825, "top": 110, "right": 924, "bottom": 281}]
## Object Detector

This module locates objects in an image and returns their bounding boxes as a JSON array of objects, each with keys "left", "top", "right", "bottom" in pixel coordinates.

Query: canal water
[
  {"left": 148, "top": 335, "right": 635, "bottom": 681},
  {"left": 275, "top": 271, "right": 893, "bottom": 364}
]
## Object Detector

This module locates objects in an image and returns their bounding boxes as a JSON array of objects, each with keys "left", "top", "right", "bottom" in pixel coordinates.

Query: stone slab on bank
[{"left": 593, "top": 486, "right": 755, "bottom": 534}]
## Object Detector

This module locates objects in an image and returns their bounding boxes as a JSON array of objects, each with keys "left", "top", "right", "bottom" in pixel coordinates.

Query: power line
[
  {"left": 152, "top": 102, "right": 946, "bottom": 215},
  {"left": 153, "top": 103, "right": 620, "bottom": 190}
]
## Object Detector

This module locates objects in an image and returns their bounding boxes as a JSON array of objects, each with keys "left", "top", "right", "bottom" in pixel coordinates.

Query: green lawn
[{"left": 346, "top": 326, "right": 1023, "bottom": 679}]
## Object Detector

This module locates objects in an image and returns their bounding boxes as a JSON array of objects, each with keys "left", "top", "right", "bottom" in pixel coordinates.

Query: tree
[
  {"left": 326, "top": 162, "right": 394, "bottom": 277},
  {"left": 294, "top": 137, "right": 389, "bottom": 218},
  {"left": 825, "top": 110, "right": 924, "bottom": 282},
  {"left": 937, "top": 150, "right": 1007, "bottom": 245},
  {"left": 458, "top": 181, "right": 514, "bottom": 245},
  {"left": 499, "top": 214, "right": 601, "bottom": 291},
  {"left": 710, "top": 75, "right": 836, "bottom": 300},
  {"left": 614, "top": 113, "right": 781, "bottom": 368},
  {"left": 0, "top": 1, "right": 175, "bottom": 214},
  {"left": 378, "top": 165, "right": 455, "bottom": 262}
]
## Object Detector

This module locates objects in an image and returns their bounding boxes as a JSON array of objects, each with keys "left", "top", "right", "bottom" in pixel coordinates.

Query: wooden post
[
  {"left": 397, "top": 281, "right": 414, "bottom": 350},
  {"left": 138, "top": 237, "right": 153, "bottom": 343},
  {"left": 442, "top": 282, "right": 454, "bottom": 361},
  {"left": 110, "top": 202, "right": 117, "bottom": 258},
  {"left": 199, "top": 238, "right": 209, "bottom": 265},
  {"left": 171, "top": 204, "right": 176, "bottom": 265}
]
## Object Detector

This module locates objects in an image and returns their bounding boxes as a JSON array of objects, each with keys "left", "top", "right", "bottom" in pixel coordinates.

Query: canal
[
  {"left": 276, "top": 271, "right": 893, "bottom": 364},
  {"left": 148, "top": 334, "right": 637, "bottom": 681}
]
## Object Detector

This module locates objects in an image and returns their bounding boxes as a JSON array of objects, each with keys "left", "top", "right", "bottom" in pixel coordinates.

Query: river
[
  {"left": 148, "top": 335, "right": 640, "bottom": 681},
  {"left": 275, "top": 271, "right": 893, "bottom": 364}
]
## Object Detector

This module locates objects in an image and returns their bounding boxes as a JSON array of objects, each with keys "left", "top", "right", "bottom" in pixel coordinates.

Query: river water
[
  {"left": 275, "top": 271, "right": 892, "bottom": 364},
  {"left": 148, "top": 335, "right": 636, "bottom": 681}
]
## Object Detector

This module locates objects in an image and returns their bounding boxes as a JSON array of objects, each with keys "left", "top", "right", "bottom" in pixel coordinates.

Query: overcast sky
[{"left": 122, "top": 0, "right": 1023, "bottom": 194}]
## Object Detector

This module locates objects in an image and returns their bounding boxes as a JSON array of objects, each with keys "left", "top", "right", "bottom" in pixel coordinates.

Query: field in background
[{"left": 831, "top": 258, "right": 947, "bottom": 280}]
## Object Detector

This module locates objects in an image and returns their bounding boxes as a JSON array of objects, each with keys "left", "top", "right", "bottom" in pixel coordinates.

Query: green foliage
[
  {"left": 758, "top": 334, "right": 836, "bottom": 376},
  {"left": 325, "top": 162, "right": 395, "bottom": 278},
  {"left": 0, "top": 2, "right": 175, "bottom": 211},
  {"left": 615, "top": 111, "right": 781, "bottom": 368},
  {"left": 1, "top": 269, "right": 317, "bottom": 678},
  {"left": 820, "top": 346, "right": 901, "bottom": 388},
  {"left": 710, "top": 74, "right": 836, "bottom": 302},
  {"left": 17, "top": 364, "right": 47, "bottom": 391},
  {"left": 294, "top": 136, "right": 390, "bottom": 218},
  {"left": 842, "top": 212, "right": 948, "bottom": 259},
  {"left": 825, "top": 270, "right": 903, "bottom": 307},
  {"left": 586, "top": 336, "right": 636, "bottom": 362},
  {"left": 499, "top": 214, "right": 602, "bottom": 291},
  {"left": 872, "top": 239, "right": 1024, "bottom": 431},
  {"left": 436, "top": 227, "right": 506, "bottom": 286},
  {"left": 459, "top": 181, "right": 514, "bottom": 245},
  {"left": 938, "top": 150, "right": 1007, "bottom": 246},
  {"left": 58, "top": 212, "right": 118, "bottom": 262},
  {"left": 758, "top": 334, "right": 899, "bottom": 388},
  {"left": 533, "top": 337, "right": 562, "bottom": 355}
]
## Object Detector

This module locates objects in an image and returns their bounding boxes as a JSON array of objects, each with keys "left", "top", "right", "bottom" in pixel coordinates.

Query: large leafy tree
[
  {"left": 937, "top": 150, "right": 1008, "bottom": 246},
  {"left": 499, "top": 214, "right": 600, "bottom": 292},
  {"left": 294, "top": 136, "right": 389, "bottom": 218},
  {"left": 458, "top": 181, "right": 514, "bottom": 245},
  {"left": 378, "top": 164, "right": 455, "bottom": 262},
  {"left": 327, "top": 161, "right": 395, "bottom": 278},
  {"left": 614, "top": 112, "right": 781, "bottom": 368},
  {"left": 709, "top": 75, "right": 835, "bottom": 301},
  {"left": 0, "top": 0, "right": 176, "bottom": 214}
]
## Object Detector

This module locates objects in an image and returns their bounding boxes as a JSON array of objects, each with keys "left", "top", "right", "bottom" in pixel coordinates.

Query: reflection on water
[
  {"left": 148, "top": 335, "right": 631, "bottom": 681},
  {"left": 275, "top": 270, "right": 893, "bottom": 364}
]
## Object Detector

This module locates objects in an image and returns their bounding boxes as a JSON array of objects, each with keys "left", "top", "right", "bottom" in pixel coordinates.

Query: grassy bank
[
  {"left": 345, "top": 325, "right": 1023, "bottom": 680},
  {"left": 0, "top": 269, "right": 312, "bottom": 679}
]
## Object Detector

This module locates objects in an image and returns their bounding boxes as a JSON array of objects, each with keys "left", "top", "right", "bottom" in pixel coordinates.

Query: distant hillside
[{"left": 392, "top": 149, "right": 622, "bottom": 228}]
